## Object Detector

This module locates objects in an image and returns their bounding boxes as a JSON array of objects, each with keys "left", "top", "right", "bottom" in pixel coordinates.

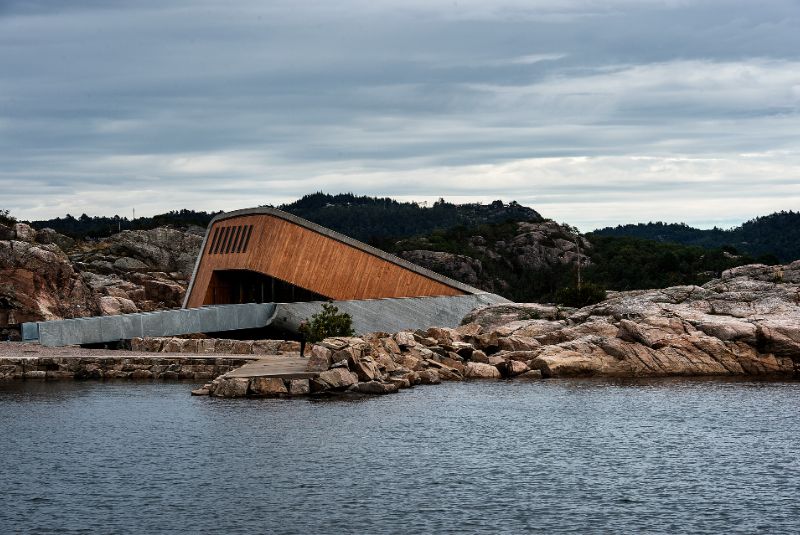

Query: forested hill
[
  {"left": 23, "top": 193, "right": 542, "bottom": 241},
  {"left": 278, "top": 193, "right": 542, "bottom": 242},
  {"left": 21, "top": 195, "right": 797, "bottom": 262},
  {"left": 379, "top": 217, "right": 766, "bottom": 303},
  {"left": 593, "top": 211, "right": 800, "bottom": 262},
  {"left": 28, "top": 209, "right": 220, "bottom": 239}
]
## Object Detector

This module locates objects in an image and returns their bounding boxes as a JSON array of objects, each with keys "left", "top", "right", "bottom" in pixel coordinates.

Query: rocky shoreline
[
  {"left": 2, "top": 262, "right": 798, "bottom": 397},
  {"left": 201, "top": 261, "right": 800, "bottom": 398}
]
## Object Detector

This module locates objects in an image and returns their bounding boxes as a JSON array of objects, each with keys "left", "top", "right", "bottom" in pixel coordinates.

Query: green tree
[
  {"left": 300, "top": 303, "right": 355, "bottom": 343},
  {"left": 555, "top": 283, "right": 607, "bottom": 308},
  {"left": 0, "top": 209, "right": 16, "bottom": 226}
]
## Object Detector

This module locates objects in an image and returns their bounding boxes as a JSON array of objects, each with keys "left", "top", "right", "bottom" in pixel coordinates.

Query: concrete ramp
[{"left": 22, "top": 303, "right": 277, "bottom": 347}]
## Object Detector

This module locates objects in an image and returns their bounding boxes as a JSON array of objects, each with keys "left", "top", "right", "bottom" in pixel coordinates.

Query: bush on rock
[{"left": 301, "top": 303, "right": 355, "bottom": 343}]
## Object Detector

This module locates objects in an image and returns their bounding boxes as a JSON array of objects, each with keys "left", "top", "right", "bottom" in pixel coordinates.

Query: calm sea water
[{"left": 1, "top": 378, "right": 798, "bottom": 534}]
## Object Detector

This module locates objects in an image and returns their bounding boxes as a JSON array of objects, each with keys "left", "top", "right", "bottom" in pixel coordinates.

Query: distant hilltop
[
  {"left": 594, "top": 210, "right": 800, "bottom": 263},
  {"left": 7, "top": 193, "right": 798, "bottom": 264},
  {"left": 24, "top": 192, "right": 542, "bottom": 242},
  {"left": 276, "top": 192, "right": 542, "bottom": 243},
  {"left": 16, "top": 193, "right": 799, "bottom": 262}
]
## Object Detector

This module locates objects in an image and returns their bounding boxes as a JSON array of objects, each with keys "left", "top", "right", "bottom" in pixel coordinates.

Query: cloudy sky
[{"left": 1, "top": 0, "right": 799, "bottom": 230}]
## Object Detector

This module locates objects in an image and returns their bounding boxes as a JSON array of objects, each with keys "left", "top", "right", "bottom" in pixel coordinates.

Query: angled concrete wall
[
  {"left": 21, "top": 293, "right": 507, "bottom": 347},
  {"left": 23, "top": 303, "right": 276, "bottom": 347},
  {"left": 271, "top": 293, "right": 508, "bottom": 335}
]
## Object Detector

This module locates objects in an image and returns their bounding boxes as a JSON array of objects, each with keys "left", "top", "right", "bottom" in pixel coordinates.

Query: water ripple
[{"left": 1, "top": 378, "right": 799, "bottom": 534}]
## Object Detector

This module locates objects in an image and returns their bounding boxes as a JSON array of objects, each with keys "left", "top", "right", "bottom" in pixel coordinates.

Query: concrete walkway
[
  {"left": 223, "top": 353, "right": 318, "bottom": 379},
  {"left": 0, "top": 341, "right": 258, "bottom": 360}
]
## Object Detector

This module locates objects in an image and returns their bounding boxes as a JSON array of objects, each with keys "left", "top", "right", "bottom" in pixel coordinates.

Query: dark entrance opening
[{"left": 206, "top": 269, "right": 331, "bottom": 305}]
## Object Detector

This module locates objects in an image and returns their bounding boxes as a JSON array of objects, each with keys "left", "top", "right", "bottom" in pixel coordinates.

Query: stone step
[{"left": 223, "top": 354, "right": 318, "bottom": 379}]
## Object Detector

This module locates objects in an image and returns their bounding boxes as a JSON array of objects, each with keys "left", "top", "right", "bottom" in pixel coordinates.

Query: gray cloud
[{"left": 1, "top": 0, "right": 799, "bottom": 230}]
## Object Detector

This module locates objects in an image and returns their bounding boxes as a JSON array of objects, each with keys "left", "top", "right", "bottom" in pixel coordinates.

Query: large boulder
[
  {"left": 104, "top": 227, "right": 203, "bottom": 277},
  {"left": 98, "top": 295, "right": 139, "bottom": 315},
  {"left": 0, "top": 240, "right": 99, "bottom": 326},
  {"left": 355, "top": 381, "right": 399, "bottom": 395},
  {"left": 318, "top": 368, "right": 358, "bottom": 390},
  {"left": 497, "top": 335, "right": 540, "bottom": 352},
  {"left": 12, "top": 223, "right": 36, "bottom": 243},
  {"left": 465, "top": 362, "right": 501, "bottom": 379},
  {"left": 288, "top": 379, "right": 310, "bottom": 396},
  {"left": 113, "top": 257, "right": 149, "bottom": 272},
  {"left": 250, "top": 377, "right": 288, "bottom": 397},
  {"left": 143, "top": 278, "right": 185, "bottom": 304},
  {"left": 416, "top": 369, "right": 441, "bottom": 384},
  {"left": 349, "top": 355, "right": 380, "bottom": 382},
  {"left": 503, "top": 360, "right": 530, "bottom": 377},
  {"left": 210, "top": 377, "right": 249, "bottom": 398},
  {"left": 470, "top": 350, "right": 489, "bottom": 363},
  {"left": 306, "top": 345, "right": 332, "bottom": 372},
  {"left": 394, "top": 331, "right": 416, "bottom": 348},
  {"left": 35, "top": 228, "right": 76, "bottom": 251},
  {"left": 756, "top": 319, "right": 800, "bottom": 358},
  {"left": 79, "top": 269, "right": 187, "bottom": 313},
  {"left": 399, "top": 250, "right": 483, "bottom": 286},
  {"left": 530, "top": 347, "right": 609, "bottom": 377},
  {"left": 463, "top": 304, "right": 566, "bottom": 330}
]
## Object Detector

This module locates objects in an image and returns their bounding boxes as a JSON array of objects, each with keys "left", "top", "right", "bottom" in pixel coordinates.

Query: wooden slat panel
[{"left": 186, "top": 214, "right": 465, "bottom": 307}]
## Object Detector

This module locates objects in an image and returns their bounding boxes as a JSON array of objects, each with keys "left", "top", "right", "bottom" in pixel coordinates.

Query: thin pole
[{"left": 574, "top": 233, "right": 582, "bottom": 291}]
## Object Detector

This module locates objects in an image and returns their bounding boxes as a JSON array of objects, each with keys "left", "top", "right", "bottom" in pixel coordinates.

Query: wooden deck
[{"left": 223, "top": 354, "right": 318, "bottom": 379}]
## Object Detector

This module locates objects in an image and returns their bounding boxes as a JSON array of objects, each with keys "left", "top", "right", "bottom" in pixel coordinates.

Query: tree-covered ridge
[
  {"left": 28, "top": 209, "right": 220, "bottom": 239},
  {"left": 15, "top": 196, "right": 799, "bottom": 266},
  {"left": 381, "top": 219, "right": 765, "bottom": 303},
  {"left": 278, "top": 192, "right": 542, "bottom": 243},
  {"left": 583, "top": 235, "right": 763, "bottom": 291},
  {"left": 593, "top": 211, "right": 800, "bottom": 262},
  {"left": 21, "top": 192, "right": 542, "bottom": 241}
]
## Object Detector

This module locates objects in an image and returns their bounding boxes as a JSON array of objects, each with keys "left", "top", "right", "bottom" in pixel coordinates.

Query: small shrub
[
  {"left": 555, "top": 283, "right": 607, "bottom": 308},
  {"left": 757, "top": 254, "right": 780, "bottom": 266},
  {"left": 300, "top": 303, "right": 355, "bottom": 343}
]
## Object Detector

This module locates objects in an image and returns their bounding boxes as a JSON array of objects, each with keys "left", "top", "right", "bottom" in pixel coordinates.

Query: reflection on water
[{"left": 1, "top": 379, "right": 799, "bottom": 534}]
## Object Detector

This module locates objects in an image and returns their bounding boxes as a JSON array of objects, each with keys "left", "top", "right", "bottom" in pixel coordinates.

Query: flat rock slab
[{"left": 224, "top": 355, "right": 318, "bottom": 379}]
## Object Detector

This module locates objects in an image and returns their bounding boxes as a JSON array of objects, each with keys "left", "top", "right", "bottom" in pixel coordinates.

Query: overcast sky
[{"left": 1, "top": 0, "right": 799, "bottom": 230}]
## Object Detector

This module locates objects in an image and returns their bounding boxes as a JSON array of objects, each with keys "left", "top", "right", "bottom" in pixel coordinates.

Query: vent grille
[{"left": 208, "top": 224, "right": 254, "bottom": 255}]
